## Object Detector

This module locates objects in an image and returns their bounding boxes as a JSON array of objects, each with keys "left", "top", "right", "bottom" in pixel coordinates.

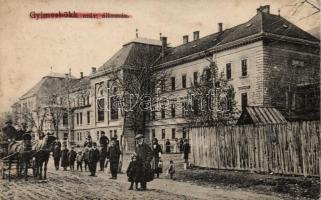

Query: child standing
[
  {"left": 83, "top": 147, "right": 90, "bottom": 171},
  {"left": 68, "top": 146, "right": 77, "bottom": 172},
  {"left": 167, "top": 160, "right": 175, "bottom": 180},
  {"left": 76, "top": 151, "right": 83, "bottom": 172},
  {"left": 126, "top": 154, "right": 140, "bottom": 190}
]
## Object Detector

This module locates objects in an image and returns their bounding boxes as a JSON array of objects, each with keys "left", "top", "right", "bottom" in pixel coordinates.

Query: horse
[
  {"left": 32, "top": 134, "right": 56, "bottom": 180},
  {"left": 7, "top": 139, "right": 33, "bottom": 181}
]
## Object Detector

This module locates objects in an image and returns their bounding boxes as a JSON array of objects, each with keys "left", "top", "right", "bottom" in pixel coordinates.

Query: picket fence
[{"left": 190, "top": 121, "right": 320, "bottom": 176}]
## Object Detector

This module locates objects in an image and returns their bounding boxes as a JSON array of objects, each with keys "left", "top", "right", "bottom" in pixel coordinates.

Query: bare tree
[{"left": 186, "top": 59, "right": 239, "bottom": 127}]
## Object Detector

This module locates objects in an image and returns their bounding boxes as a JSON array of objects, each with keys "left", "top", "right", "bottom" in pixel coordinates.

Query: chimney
[
  {"left": 257, "top": 5, "right": 270, "bottom": 14},
  {"left": 92, "top": 67, "right": 96, "bottom": 73},
  {"left": 218, "top": 23, "right": 223, "bottom": 33},
  {"left": 80, "top": 72, "right": 83, "bottom": 79},
  {"left": 183, "top": 35, "right": 189, "bottom": 44},
  {"left": 193, "top": 31, "right": 200, "bottom": 40},
  {"left": 160, "top": 36, "right": 167, "bottom": 57}
]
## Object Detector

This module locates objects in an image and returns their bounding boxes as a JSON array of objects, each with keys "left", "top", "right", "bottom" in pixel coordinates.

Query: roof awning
[{"left": 237, "top": 106, "right": 287, "bottom": 125}]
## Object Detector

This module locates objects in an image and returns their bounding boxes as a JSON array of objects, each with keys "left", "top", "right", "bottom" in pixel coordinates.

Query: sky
[{"left": 0, "top": 0, "right": 319, "bottom": 113}]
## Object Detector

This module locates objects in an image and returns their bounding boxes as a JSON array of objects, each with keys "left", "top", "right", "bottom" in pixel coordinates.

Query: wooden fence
[{"left": 190, "top": 121, "right": 320, "bottom": 176}]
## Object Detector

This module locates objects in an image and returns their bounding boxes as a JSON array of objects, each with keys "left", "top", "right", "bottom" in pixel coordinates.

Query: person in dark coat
[
  {"left": 99, "top": 132, "right": 109, "bottom": 148},
  {"left": 135, "top": 134, "right": 153, "bottom": 190},
  {"left": 107, "top": 138, "right": 121, "bottom": 179},
  {"left": 76, "top": 151, "right": 83, "bottom": 172},
  {"left": 126, "top": 154, "right": 140, "bottom": 190},
  {"left": 88, "top": 142, "right": 100, "bottom": 176},
  {"left": 84, "top": 134, "right": 93, "bottom": 147},
  {"left": 165, "top": 139, "right": 171, "bottom": 153},
  {"left": 61, "top": 145, "right": 69, "bottom": 171},
  {"left": 182, "top": 139, "right": 191, "bottom": 165},
  {"left": 99, "top": 146, "right": 108, "bottom": 171},
  {"left": 179, "top": 138, "right": 184, "bottom": 153},
  {"left": 2, "top": 119, "right": 18, "bottom": 141},
  {"left": 16, "top": 122, "right": 27, "bottom": 141},
  {"left": 68, "top": 146, "right": 77, "bottom": 171},
  {"left": 151, "top": 138, "right": 162, "bottom": 178},
  {"left": 52, "top": 144, "right": 62, "bottom": 170},
  {"left": 83, "top": 147, "right": 90, "bottom": 171}
]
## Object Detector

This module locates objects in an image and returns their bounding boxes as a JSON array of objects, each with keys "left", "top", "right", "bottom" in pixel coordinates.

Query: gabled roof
[
  {"left": 237, "top": 106, "right": 287, "bottom": 125},
  {"left": 158, "top": 10, "right": 319, "bottom": 66}
]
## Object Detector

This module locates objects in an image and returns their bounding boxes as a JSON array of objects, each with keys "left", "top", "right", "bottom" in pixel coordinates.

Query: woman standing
[
  {"left": 61, "top": 145, "right": 69, "bottom": 171},
  {"left": 151, "top": 138, "right": 162, "bottom": 178}
]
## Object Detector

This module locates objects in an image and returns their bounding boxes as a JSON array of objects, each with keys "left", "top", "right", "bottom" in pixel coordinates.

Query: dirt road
[{"left": 0, "top": 157, "right": 282, "bottom": 200}]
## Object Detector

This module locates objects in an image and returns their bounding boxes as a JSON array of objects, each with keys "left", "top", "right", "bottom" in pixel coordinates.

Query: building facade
[{"left": 12, "top": 5, "right": 320, "bottom": 151}]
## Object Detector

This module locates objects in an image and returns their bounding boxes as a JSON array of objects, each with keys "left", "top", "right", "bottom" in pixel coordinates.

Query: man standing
[
  {"left": 107, "top": 138, "right": 121, "bottom": 179},
  {"left": 88, "top": 142, "right": 100, "bottom": 176},
  {"left": 135, "top": 134, "right": 153, "bottom": 190},
  {"left": 99, "top": 132, "right": 109, "bottom": 149},
  {"left": 182, "top": 139, "right": 191, "bottom": 170},
  {"left": 52, "top": 144, "right": 62, "bottom": 170},
  {"left": 2, "top": 119, "right": 18, "bottom": 141},
  {"left": 99, "top": 146, "right": 108, "bottom": 171}
]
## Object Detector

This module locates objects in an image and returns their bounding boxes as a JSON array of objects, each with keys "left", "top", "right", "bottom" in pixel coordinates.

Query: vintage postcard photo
[{"left": 0, "top": 0, "right": 320, "bottom": 199}]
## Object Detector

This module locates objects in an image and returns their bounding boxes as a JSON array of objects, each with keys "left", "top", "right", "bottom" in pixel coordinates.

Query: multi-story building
[{"left": 12, "top": 5, "right": 320, "bottom": 151}]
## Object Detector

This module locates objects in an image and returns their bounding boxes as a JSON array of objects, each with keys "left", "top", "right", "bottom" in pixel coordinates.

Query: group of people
[
  {"left": 52, "top": 132, "right": 121, "bottom": 178},
  {"left": 165, "top": 138, "right": 190, "bottom": 154},
  {"left": 50, "top": 131, "right": 190, "bottom": 191}
]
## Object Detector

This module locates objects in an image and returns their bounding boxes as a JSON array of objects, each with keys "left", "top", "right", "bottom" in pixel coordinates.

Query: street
[{"left": 0, "top": 155, "right": 283, "bottom": 200}]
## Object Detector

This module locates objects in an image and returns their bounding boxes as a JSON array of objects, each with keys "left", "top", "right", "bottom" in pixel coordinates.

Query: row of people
[{"left": 52, "top": 138, "right": 121, "bottom": 178}]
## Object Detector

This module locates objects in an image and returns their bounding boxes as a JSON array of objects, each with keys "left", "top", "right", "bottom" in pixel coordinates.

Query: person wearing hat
[
  {"left": 182, "top": 139, "right": 191, "bottom": 170},
  {"left": 107, "top": 138, "right": 121, "bottom": 179},
  {"left": 99, "top": 132, "right": 109, "bottom": 149},
  {"left": 135, "top": 133, "right": 153, "bottom": 190},
  {"left": 52, "top": 143, "right": 62, "bottom": 170},
  {"left": 88, "top": 142, "right": 100, "bottom": 176},
  {"left": 2, "top": 119, "right": 18, "bottom": 142},
  {"left": 151, "top": 138, "right": 162, "bottom": 178},
  {"left": 84, "top": 133, "right": 93, "bottom": 148}
]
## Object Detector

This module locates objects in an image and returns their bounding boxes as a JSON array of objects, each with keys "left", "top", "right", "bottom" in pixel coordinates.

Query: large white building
[{"left": 12, "top": 5, "right": 320, "bottom": 151}]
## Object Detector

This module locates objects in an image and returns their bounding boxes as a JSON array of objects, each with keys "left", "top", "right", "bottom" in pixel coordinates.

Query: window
[
  {"left": 161, "top": 129, "right": 165, "bottom": 139},
  {"left": 160, "top": 79, "right": 166, "bottom": 92},
  {"left": 110, "top": 96, "right": 118, "bottom": 120},
  {"left": 161, "top": 106, "right": 165, "bottom": 119},
  {"left": 151, "top": 106, "right": 156, "bottom": 120},
  {"left": 193, "top": 72, "right": 198, "bottom": 85},
  {"left": 241, "top": 59, "right": 247, "bottom": 76},
  {"left": 76, "top": 113, "right": 79, "bottom": 125},
  {"left": 226, "top": 63, "right": 231, "bottom": 79},
  {"left": 63, "top": 113, "right": 68, "bottom": 126},
  {"left": 241, "top": 93, "right": 248, "bottom": 110},
  {"left": 97, "top": 98, "right": 105, "bottom": 122},
  {"left": 193, "top": 99, "right": 199, "bottom": 115},
  {"left": 64, "top": 132, "right": 68, "bottom": 140},
  {"left": 182, "top": 128, "right": 187, "bottom": 139},
  {"left": 182, "top": 74, "right": 187, "bottom": 88},
  {"left": 70, "top": 132, "right": 74, "bottom": 141},
  {"left": 80, "top": 112, "right": 83, "bottom": 125},
  {"left": 152, "top": 129, "right": 155, "bottom": 138},
  {"left": 171, "top": 104, "right": 175, "bottom": 118},
  {"left": 182, "top": 102, "right": 187, "bottom": 117},
  {"left": 109, "top": 130, "right": 113, "bottom": 139},
  {"left": 87, "top": 111, "right": 90, "bottom": 124},
  {"left": 79, "top": 132, "right": 82, "bottom": 141},
  {"left": 205, "top": 68, "right": 211, "bottom": 83},
  {"left": 171, "top": 77, "right": 176, "bottom": 91},
  {"left": 172, "top": 128, "right": 176, "bottom": 139},
  {"left": 86, "top": 95, "right": 90, "bottom": 105},
  {"left": 114, "top": 130, "right": 117, "bottom": 138}
]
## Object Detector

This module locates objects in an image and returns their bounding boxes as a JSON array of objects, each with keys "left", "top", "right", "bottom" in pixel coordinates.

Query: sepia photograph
[{"left": 0, "top": 0, "right": 320, "bottom": 199}]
